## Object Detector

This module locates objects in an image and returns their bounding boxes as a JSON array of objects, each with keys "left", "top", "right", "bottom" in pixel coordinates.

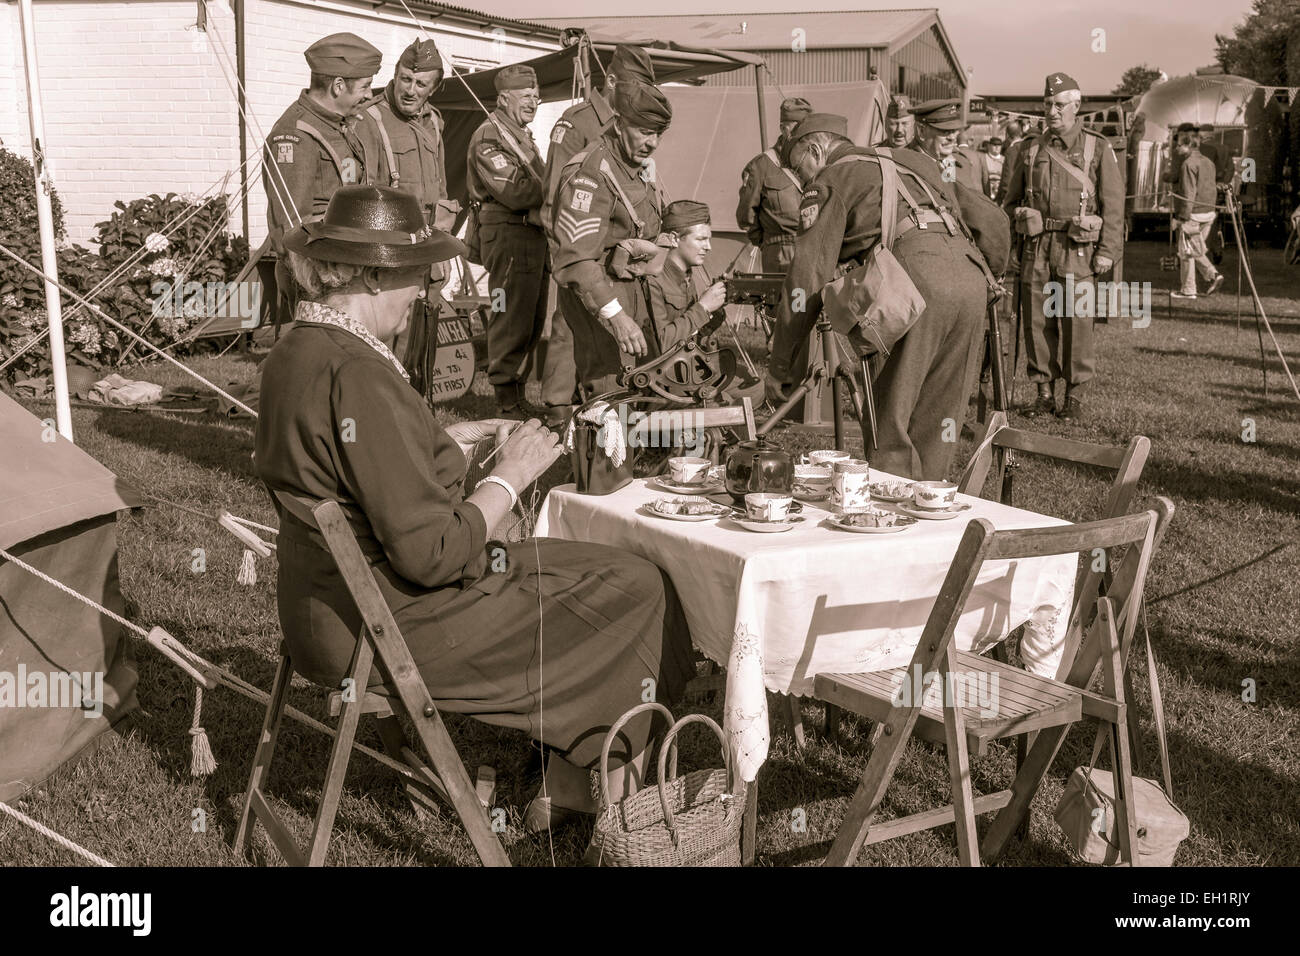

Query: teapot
[{"left": 724, "top": 437, "right": 794, "bottom": 502}]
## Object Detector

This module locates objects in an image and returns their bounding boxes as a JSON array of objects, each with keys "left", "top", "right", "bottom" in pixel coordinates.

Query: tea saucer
[
  {"left": 825, "top": 513, "right": 917, "bottom": 534},
  {"left": 898, "top": 501, "right": 973, "bottom": 521},
  {"left": 651, "top": 476, "right": 725, "bottom": 496},
  {"left": 641, "top": 498, "right": 729, "bottom": 522},
  {"left": 868, "top": 482, "right": 914, "bottom": 503},
  {"left": 730, "top": 514, "right": 805, "bottom": 533}
]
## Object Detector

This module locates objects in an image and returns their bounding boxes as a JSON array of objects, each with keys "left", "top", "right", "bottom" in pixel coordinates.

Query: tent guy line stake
[{"left": 0, "top": 243, "right": 258, "bottom": 418}]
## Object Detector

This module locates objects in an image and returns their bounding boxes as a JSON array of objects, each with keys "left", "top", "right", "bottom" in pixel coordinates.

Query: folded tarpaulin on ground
[{"left": 86, "top": 374, "right": 164, "bottom": 407}]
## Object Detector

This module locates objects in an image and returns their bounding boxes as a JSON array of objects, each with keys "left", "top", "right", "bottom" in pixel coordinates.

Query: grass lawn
[{"left": 2, "top": 240, "right": 1297, "bottom": 867}]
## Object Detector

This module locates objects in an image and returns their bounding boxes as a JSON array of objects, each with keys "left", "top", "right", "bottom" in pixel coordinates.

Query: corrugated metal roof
[
  {"left": 538, "top": 10, "right": 937, "bottom": 51},
  {"left": 394, "top": 1, "right": 561, "bottom": 39}
]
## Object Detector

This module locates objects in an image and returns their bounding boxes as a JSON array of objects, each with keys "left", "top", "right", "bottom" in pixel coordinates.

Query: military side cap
[
  {"left": 1176, "top": 122, "right": 1197, "bottom": 133},
  {"left": 495, "top": 64, "right": 537, "bottom": 92},
  {"left": 886, "top": 94, "right": 913, "bottom": 119},
  {"left": 661, "top": 199, "right": 710, "bottom": 233},
  {"left": 305, "top": 33, "right": 382, "bottom": 79},
  {"left": 398, "top": 39, "right": 443, "bottom": 74},
  {"left": 780, "top": 97, "right": 813, "bottom": 123},
  {"left": 913, "top": 99, "right": 963, "bottom": 130},
  {"left": 1045, "top": 72, "right": 1080, "bottom": 96},
  {"left": 789, "top": 112, "right": 849, "bottom": 143},
  {"left": 615, "top": 80, "right": 672, "bottom": 131},
  {"left": 610, "top": 45, "right": 655, "bottom": 85}
]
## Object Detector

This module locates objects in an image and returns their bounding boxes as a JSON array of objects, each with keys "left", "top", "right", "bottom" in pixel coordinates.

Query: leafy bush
[{"left": 1, "top": 183, "right": 250, "bottom": 386}]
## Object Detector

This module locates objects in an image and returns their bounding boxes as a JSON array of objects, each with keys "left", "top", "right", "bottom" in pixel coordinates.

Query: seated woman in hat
[
  {"left": 644, "top": 200, "right": 764, "bottom": 407},
  {"left": 255, "top": 186, "right": 695, "bottom": 833}
]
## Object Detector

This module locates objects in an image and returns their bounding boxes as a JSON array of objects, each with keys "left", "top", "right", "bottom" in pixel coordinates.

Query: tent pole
[
  {"left": 235, "top": 0, "right": 249, "bottom": 243},
  {"left": 755, "top": 64, "right": 768, "bottom": 149},
  {"left": 19, "top": 0, "right": 72, "bottom": 442}
]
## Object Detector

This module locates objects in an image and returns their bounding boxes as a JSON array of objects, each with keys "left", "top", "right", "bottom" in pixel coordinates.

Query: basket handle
[
  {"left": 655, "top": 713, "right": 739, "bottom": 847},
  {"left": 599, "top": 702, "right": 676, "bottom": 809}
]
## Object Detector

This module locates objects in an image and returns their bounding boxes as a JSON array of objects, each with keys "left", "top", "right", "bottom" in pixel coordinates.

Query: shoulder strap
[
  {"left": 764, "top": 148, "right": 803, "bottom": 191},
  {"left": 295, "top": 118, "right": 348, "bottom": 178},
  {"left": 875, "top": 149, "right": 901, "bottom": 250},
  {"left": 365, "top": 106, "right": 400, "bottom": 188},
  {"left": 1025, "top": 139, "right": 1041, "bottom": 204},
  {"left": 483, "top": 114, "right": 542, "bottom": 183},
  {"left": 598, "top": 158, "right": 646, "bottom": 237},
  {"left": 1040, "top": 139, "right": 1096, "bottom": 200}
]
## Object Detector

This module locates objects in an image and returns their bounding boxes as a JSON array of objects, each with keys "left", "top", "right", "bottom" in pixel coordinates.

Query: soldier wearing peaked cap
[
  {"left": 466, "top": 63, "right": 550, "bottom": 415},
  {"left": 736, "top": 96, "right": 814, "bottom": 275},
  {"left": 551, "top": 81, "right": 672, "bottom": 396},
  {"left": 539, "top": 44, "right": 657, "bottom": 424},
  {"left": 771, "top": 112, "right": 1008, "bottom": 480},
  {"left": 1001, "top": 71, "right": 1123, "bottom": 420},
  {"left": 909, "top": 99, "right": 985, "bottom": 196},
  {"left": 885, "top": 94, "right": 916, "bottom": 149},
  {"left": 359, "top": 39, "right": 457, "bottom": 387},
  {"left": 264, "top": 33, "right": 390, "bottom": 327}
]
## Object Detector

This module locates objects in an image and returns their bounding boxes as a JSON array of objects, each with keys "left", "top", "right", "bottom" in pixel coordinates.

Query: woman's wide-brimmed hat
[{"left": 283, "top": 185, "right": 466, "bottom": 267}]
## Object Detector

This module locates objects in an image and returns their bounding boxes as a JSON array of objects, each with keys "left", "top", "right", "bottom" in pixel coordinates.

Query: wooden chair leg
[
  {"left": 940, "top": 645, "right": 980, "bottom": 866},
  {"left": 234, "top": 644, "right": 295, "bottom": 857},
  {"left": 306, "top": 635, "right": 374, "bottom": 866},
  {"left": 1100, "top": 604, "right": 1140, "bottom": 865},
  {"left": 742, "top": 781, "right": 758, "bottom": 865},
  {"left": 824, "top": 704, "right": 842, "bottom": 743},
  {"left": 785, "top": 694, "right": 807, "bottom": 749},
  {"left": 980, "top": 722, "right": 1071, "bottom": 862},
  {"left": 374, "top": 715, "right": 439, "bottom": 822},
  {"left": 824, "top": 708, "right": 919, "bottom": 866}
]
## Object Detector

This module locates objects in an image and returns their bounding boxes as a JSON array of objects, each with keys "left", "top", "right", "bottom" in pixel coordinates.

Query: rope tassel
[
  {"left": 189, "top": 684, "right": 217, "bottom": 777},
  {"left": 236, "top": 548, "right": 257, "bottom": 586}
]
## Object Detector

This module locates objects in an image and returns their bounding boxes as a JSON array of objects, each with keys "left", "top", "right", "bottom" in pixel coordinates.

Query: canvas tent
[{"left": 0, "top": 391, "right": 139, "bottom": 803}]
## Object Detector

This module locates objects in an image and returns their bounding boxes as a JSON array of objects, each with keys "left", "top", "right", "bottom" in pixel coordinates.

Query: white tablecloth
[{"left": 535, "top": 475, "right": 1075, "bottom": 782}]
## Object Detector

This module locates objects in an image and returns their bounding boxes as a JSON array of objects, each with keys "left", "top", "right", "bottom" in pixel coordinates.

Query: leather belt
[
  {"left": 763, "top": 234, "right": 796, "bottom": 246},
  {"left": 895, "top": 209, "right": 950, "bottom": 239},
  {"left": 478, "top": 200, "right": 534, "bottom": 226},
  {"left": 1043, "top": 217, "right": 1071, "bottom": 231}
]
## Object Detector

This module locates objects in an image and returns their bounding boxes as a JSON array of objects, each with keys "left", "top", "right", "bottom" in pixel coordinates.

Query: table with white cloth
[{"left": 534, "top": 474, "right": 1076, "bottom": 783}]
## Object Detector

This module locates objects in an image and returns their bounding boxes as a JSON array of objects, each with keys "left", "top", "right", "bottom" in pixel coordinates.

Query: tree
[
  {"left": 1112, "top": 64, "right": 1164, "bottom": 97},
  {"left": 1214, "top": 0, "right": 1299, "bottom": 85}
]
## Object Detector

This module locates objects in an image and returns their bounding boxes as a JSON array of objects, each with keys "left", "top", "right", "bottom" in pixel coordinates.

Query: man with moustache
[
  {"left": 539, "top": 44, "right": 657, "bottom": 425},
  {"left": 466, "top": 64, "right": 548, "bottom": 416},
  {"left": 551, "top": 82, "right": 672, "bottom": 396},
  {"left": 1001, "top": 72, "right": 1123, "bottom": 420},
  {"left": 884, "top": 94, "right": 917, "bottom": 149}
]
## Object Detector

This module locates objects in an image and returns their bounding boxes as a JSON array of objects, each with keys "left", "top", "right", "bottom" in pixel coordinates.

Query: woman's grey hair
[{"left": 285, "top": 251, "right": 365, "bottom": 300}]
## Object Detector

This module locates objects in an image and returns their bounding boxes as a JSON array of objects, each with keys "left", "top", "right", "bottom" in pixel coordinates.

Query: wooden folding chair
[
  {"left": 233, "top": 491, "right": 510, "bottom": 867},
  {"left": 958, "top": 410, "right": 1150, "bottom": 529},
  {"left": 814, "top": 509, "right": 1160, "bottom": 866}
]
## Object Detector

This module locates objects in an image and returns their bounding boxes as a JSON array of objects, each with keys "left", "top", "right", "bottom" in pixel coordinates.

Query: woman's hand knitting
[{"left": 492, "top": 419, "right": 564, "bottom": 492}]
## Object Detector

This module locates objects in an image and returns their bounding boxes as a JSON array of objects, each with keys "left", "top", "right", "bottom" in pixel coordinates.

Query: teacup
[
  {"left": 793, "top": 464, "right": 833, "bottom": 493},
  {"left": 807, "top": 449, "right": 851, "bottom": 467},
  {"left": 913, "top": 480, "right": 959, "bottom": 510},
  {"left": 667, "top": 456, "right": 712, "bottom": 486},
  {"left": 745, "top": 492, "right": 794, "bottom": 522}
]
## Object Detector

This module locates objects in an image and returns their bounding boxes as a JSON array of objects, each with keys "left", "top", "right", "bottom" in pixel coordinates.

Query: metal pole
[
  {"left": 235, "top": 0, "right": 249, "bottom": 243},
  {"left": 755, "top": 64, "right": 769, "bottom": 150},
  {"left": 19, "top": 0, "right": 72, "bottom": 441}
]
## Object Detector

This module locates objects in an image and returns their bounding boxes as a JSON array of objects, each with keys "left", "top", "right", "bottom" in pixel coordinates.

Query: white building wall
[{"left": 2, "top": 0, "right": 558, "bottom": 248}]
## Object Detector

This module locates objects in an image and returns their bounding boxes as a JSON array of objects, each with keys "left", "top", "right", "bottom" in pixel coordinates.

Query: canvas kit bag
[
  {"left": 587, "top": 703, "right": 745, "bottom": 867},
  {"left": 818, "top": 148, "right": 927, "bottom": 358},
  {"left": 1055, "top": 624, "right": 1190, "bottom": 865}
]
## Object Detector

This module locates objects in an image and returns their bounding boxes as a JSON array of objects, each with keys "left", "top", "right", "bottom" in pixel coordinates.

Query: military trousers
[
  {"left": 760, "top": 237, "right": 796, "bottom": 275},
  {"left": 868, "top": 230, "right": 988, "bottom": 481},
  {"left": 557, "top": 275, "right": 643, "bottom": 396},
  {"left": 1020, "top": 238, "right": 1096, "bottom": 390},
  {"left": 480, "top": 221, "right": 550, "bottom": 389},
  {"left": 540, "top": 293, "right": 580, "bottom": 408}
]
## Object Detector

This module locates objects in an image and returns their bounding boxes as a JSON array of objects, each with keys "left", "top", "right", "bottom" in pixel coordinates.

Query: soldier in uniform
[
  {"left": 910, "top": 99, "right": 984, "bottom": 195},
  {"left": 466, "top": 64, "right": 549, "bottom": 416},
  {"left": 551, "top": 82, "right": 673, "bottom": 396},
  {"left": 770, "top": 113, "right": 1008, "bottom": 480},
  {"left": 1001, "top": 72, "right": 1123, "bottom": 420},
  {"left": 884, "top": 95, "right": 917, "bottom": 149},
  {"left": 736, "top": 97, "right": 814, "bottom": 274},
  {"left": 264, "top": 33, "right": 388, "bottom": 326},
  {"left": 539, "top": 45, "right": 656, "bottom": 424},
  {"left": 359, "top": 39, "right": 455, "bottom": 376}
]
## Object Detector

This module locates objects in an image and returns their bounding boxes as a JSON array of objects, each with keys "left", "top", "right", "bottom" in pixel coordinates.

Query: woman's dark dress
[{"left": 255, "top": 321, "right": 694, "bottom": 765}]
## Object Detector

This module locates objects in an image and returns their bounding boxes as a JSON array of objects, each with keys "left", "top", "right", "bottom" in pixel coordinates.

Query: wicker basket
[{"left": 587, "top": 703, "right": 746, "bottom": 867}]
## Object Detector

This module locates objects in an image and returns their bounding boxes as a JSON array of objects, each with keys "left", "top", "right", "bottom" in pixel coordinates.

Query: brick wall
[{"left": 1, "top": 0, "right": 558, "bottom": 248}]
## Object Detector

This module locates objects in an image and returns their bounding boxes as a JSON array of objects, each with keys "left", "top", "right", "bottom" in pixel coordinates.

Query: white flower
[
  {"left": 150, "top": 257, "right": 179, "bottom": 277},
  {"left": 180, "top": 191, "right": 204, "bottom": 206},
  {"left": 1, "top": 293, "right": 18, "bottom": 308},
  {"left": 104, "top": 330, "right": 119, "bottom": 350},
  {"left": 70, "top": 321, "right": 102, "bottom": 355},
  {"left": 144, "top": 232, "right": 170, "bottom": 253},
  {"left": 19, "top": 308, "right": 47, "bottom": 329}
]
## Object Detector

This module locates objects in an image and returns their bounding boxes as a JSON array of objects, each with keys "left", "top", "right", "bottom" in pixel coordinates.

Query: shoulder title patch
[{"left": 799, "top": 183, "right": 829, "bottom": 231}]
